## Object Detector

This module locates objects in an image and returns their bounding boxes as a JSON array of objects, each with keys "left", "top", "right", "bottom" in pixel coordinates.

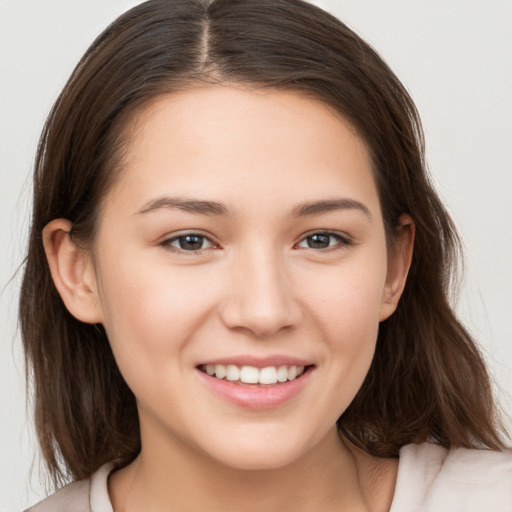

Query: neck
[{"left": 109, "top": 422, "right": 397, "bottom": 512}]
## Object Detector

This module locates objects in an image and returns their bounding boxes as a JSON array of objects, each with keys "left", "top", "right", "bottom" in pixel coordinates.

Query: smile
[
  {"left": 196, "top": 361, "right": 314, "bottom": 409},
  {"left": 198, "top": 364, "right": 307, "bottom": 385}
]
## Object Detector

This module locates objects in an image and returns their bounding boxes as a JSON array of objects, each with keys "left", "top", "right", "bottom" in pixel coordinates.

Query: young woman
[{"left": 20, "top": 0, "right": 511, "bottom": 510}]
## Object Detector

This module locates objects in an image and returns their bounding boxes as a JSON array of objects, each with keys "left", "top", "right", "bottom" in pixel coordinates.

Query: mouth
[
  {"left": 195, "top": 356, "right": 315, "bottom": 409},
  {"left": 197, "top": 363, "right": 313, "bottom": 386}
]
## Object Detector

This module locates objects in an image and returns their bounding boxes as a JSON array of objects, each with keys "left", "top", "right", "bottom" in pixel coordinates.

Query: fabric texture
[
  {"left": 25, "top": 442, "right": 512, "bottom": 512},
  {"left": 389, "top": 443, "right": 512, "bottom": 511},
  {"left": 25, "top": 464, "right": 113, "bottom": 512}
]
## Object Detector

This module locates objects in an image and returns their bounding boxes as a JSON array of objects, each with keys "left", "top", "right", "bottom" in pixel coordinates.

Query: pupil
[
  {"left": 308, "top": 234, "right": 330, "bottom": 249},
  {"left": 180, "top": 235, "right": 203, "bottom": 250}
]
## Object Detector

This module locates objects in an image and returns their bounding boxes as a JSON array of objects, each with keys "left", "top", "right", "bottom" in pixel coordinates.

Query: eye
[
  {"left": 296, "top": 232, "right": 351, "bottom": 250},
  {"left": 161, "top": 233, "right": 215, "bottom": 252}
]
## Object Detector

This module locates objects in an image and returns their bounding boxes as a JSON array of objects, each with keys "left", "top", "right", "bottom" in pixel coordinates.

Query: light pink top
[{"left": 26, "top": 442, "right": 512, "bottom": 512}]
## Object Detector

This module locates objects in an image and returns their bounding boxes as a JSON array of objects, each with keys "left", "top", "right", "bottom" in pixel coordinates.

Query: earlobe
[
  {"left": 42, "top": 219, "right": 103, "bottom": 324},
  {"left": 379, "top": 214, "right": 415, "bottom": 321}
]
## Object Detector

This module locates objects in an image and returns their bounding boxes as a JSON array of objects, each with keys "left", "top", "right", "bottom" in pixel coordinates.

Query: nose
[{"left": 218, "top": 245, "right": 303, "bottom": 338}]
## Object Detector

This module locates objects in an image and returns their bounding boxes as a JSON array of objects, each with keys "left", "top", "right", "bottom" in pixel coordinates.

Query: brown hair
[{"left": 20, "top": 0, "right": 506, "bottom": 487}]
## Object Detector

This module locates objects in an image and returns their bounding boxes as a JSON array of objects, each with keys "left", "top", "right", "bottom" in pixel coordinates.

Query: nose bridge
[{"left": 219, "top": 240, "right": 301, "bottom": 337}]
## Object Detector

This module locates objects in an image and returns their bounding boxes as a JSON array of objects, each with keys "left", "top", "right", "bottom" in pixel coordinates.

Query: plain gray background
[{"left": 1, "top": 1, "right": 511, "bottom": 510}]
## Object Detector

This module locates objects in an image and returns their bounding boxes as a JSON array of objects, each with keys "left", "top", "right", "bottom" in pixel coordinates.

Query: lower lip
[{"left": 196, "top": 367, "right": 313, "bottom": 410}]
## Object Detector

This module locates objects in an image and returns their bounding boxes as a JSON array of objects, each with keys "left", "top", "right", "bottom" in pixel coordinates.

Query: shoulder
[
  {"left": 391, "top": 442, "right": 512, "bottom": 512},
  {"left": 24, "top": 479, "right": 91, "bottom": 512},
  {"left": 24, "top": 464, "right": 113, "bottom": 512}
]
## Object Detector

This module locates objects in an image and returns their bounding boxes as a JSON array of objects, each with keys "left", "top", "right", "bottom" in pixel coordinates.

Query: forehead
[{"left": 105, "top": 85, "right": 380, "bottom": 217}]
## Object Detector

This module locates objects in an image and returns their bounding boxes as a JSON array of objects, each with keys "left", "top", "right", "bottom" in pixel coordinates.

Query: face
[{"left": 82, "top": 86, "right": 408, "bottom": 470}]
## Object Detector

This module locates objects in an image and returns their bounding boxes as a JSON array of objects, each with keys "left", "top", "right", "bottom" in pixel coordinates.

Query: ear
[
  {"left": 42, "top": 219, "right": 103, "bottom": 324},
  {"left": 379, "top": 214, "right": 415, "bottom": 321}
]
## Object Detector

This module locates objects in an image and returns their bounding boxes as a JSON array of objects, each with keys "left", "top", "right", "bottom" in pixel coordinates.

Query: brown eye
[
  {"left": 297, "top": 232, "right": 350, "bottom": 250},
  {"left": 306, "top": 233, "right": 331, "bottom": 249},
  {"left": 163, "top": 233, "right": 214, "bottom": 252}
]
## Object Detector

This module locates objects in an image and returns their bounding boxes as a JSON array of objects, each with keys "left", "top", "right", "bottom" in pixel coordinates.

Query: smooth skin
[{"left": 43, "top": 85, "right": 414, "bottom": 512}]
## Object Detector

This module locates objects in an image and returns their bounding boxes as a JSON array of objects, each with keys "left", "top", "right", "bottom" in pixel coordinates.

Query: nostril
[{"left": 218, "top": 303, "right": 301, "bottom": 338}]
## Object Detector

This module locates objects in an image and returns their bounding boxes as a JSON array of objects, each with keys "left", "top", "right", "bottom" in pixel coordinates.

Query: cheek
[
  {"left": 299, "top": 253, "right": 387, "bottom": 402},
  {"left": 304, "top": 256, "right": 387, "bottom": 341},
  {"left": 95, "top": 254, "right": 219, "bottom": 385}
]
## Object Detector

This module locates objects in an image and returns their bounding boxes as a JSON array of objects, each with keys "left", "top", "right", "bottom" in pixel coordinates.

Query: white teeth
[
  {"left": 226, "top": 365, "right": 240, "bottom": 381},
  {"left": 259, "top": 366, "right": 278, "bottom": 385},
  {"left": 204, "top": 364, "right": 308, "bottom": 384},
  {"left": 215, "top": 364, "right": 226, "bottom": 379},
  {"left": 277, "top": 365, "right": 288, "bottom": 383},
  {"left": 240, "top": 366, "right": 259, "bottom": 384}
]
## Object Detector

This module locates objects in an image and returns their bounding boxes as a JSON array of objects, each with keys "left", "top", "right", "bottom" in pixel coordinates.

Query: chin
[
  {"left": 212, "top": 446, "right": 303, "bottom": 472},
  {"left": 196, "top": 425, "right": 316, "bottom": 472}
]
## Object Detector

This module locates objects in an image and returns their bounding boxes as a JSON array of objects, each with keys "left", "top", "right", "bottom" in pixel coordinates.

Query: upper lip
[{"left": 197, "top": 355, "right": 314, "bottom": 368}]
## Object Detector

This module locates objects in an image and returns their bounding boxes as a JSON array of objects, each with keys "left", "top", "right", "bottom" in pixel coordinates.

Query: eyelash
[
  {"left": 159, "top": 232, "right": 217, "bottom": 253},
  {"left": 296, "top": 231, "right": 352, "bottom": 250},
  {"left": 159, "top": 231, "right": 352, "bottom": 254}
]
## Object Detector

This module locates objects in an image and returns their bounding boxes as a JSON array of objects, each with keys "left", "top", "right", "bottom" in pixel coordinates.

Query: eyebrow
[
  {"left": 291, "top": 198, "right": 372, "bottom": 220},
  {"left": 135, "top": 195, "right": 371, "bottom": 220},
  {"left": 135, "top": 196, "right": 230, "bottom": 216}
]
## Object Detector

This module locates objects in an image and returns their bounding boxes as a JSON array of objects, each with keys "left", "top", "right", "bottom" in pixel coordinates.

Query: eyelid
[
  {"left": 157, "top": 229, "right": 352, "bottom": 254},
  {"left": 159, "top": 230, "right": 220, "bottom": 253},
  {"left": 294, "top": 230, "right": 352, "bottom": 250}
]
